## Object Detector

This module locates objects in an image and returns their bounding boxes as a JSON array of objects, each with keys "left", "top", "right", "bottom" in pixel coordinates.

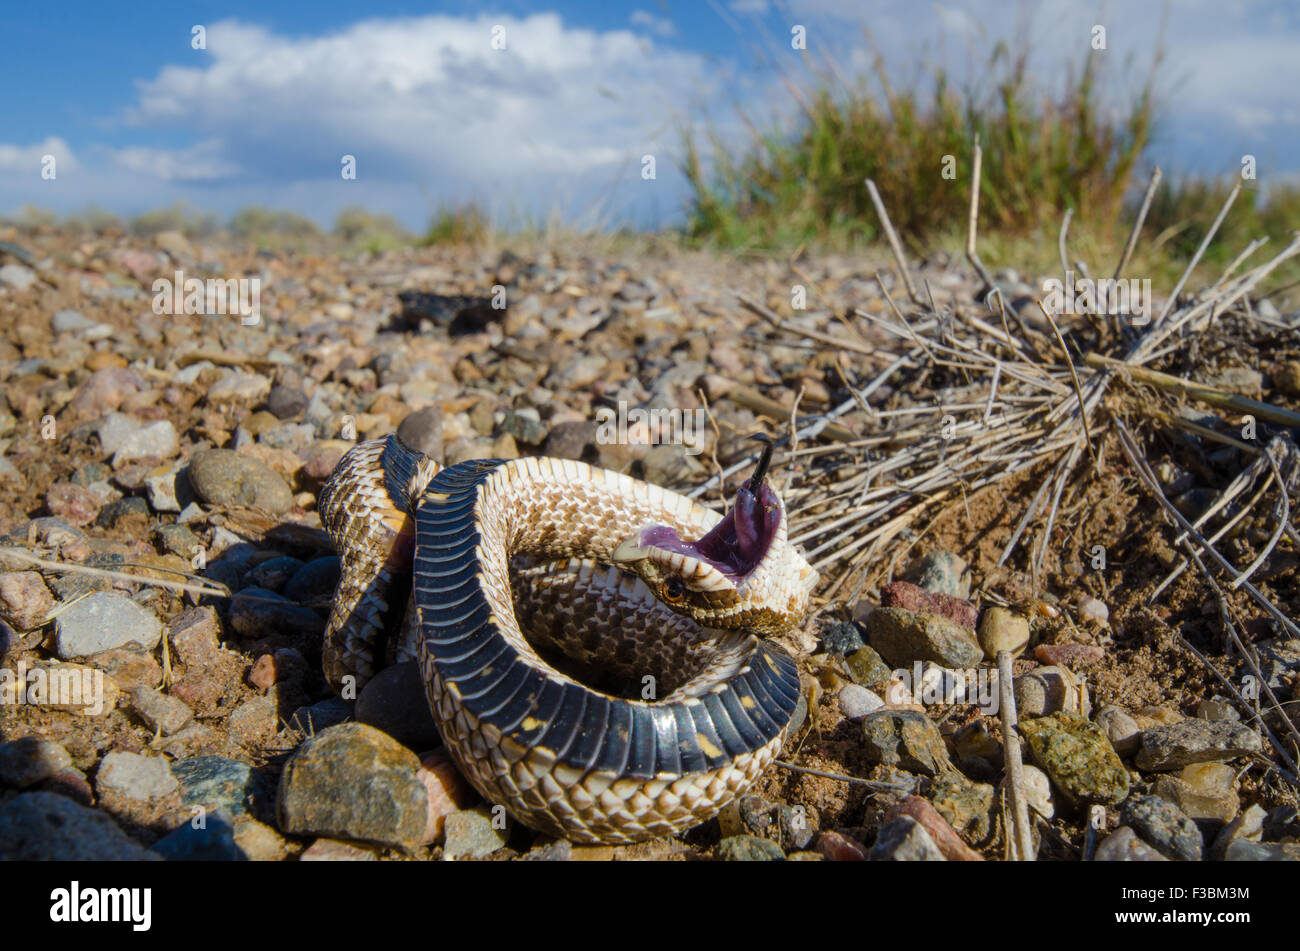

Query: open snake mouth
[{"left": 613, "top": 437, "right": 781, "bottom": 582}]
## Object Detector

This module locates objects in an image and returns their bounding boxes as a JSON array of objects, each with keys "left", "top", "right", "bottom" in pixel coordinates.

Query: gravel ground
[{"left": 0, "top": 227, "right": 1297, "bottom": 861}]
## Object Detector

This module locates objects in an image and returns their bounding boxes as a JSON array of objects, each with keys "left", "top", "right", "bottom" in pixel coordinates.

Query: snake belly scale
[{"left": 319, "top": 432, "right": 817, "bottom": 844}]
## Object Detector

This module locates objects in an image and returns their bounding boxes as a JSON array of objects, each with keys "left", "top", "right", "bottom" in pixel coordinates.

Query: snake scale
[{"left": 318, "top": 426, "right": 817, "bottom": 844}]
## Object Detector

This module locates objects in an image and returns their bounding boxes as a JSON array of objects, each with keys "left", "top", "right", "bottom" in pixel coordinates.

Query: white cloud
[{"left": 631, "top": 10, "right": 677, "bottom": 38}]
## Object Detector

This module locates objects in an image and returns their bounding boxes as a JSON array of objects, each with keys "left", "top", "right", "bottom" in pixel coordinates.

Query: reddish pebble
[
  {"left": 880, "top": 581, "right": 977, "bottom": 629},
  {"left": 816, "top": 831, "right": 867, "bottom": 861},
  {"left": 418, "top": 749, "right": 478, "bottom": 845},
  {"left": 1034, "top": 643, "right": 1105, "bottom": 667},
  {"left": 247, "top": 654, "right": 277, "bottom": 690},
  {"left": 45, "top": 483, "right": 101, "bottom": 528},
  {"left": 886, "top": 796, "right": 984, "bottom": 862}
]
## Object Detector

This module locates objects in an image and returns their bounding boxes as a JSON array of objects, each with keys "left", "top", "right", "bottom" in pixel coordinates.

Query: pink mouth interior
[{"left": 637, "top": 480, "right": 781, "bottom": 580}]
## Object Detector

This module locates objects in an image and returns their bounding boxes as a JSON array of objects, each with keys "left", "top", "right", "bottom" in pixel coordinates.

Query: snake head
[{"left": 610, "top": 441, "right": 817, "bottom": 635}]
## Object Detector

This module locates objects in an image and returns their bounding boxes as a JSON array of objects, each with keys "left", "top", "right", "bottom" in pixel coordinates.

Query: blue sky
[{"left": 1, "top": 0, "right": 1297, "bottom": 231}]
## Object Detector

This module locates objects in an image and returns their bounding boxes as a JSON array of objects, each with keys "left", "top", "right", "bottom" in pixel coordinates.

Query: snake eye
[{"left": 663, "top": 578, "right": 686, "bottom": 603}]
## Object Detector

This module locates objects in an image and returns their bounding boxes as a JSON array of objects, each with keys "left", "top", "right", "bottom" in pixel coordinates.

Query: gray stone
[
  {"left": 0, "top": 737, "right": 73, "bottom": 788},
  {"left": 288, "top": 697, "right": 352, "bottom": 734},
  {"left": 1094, "top": 826, "right": 1170, "bottom": 861},
  {"left": 96, "top": 412, "right": 179, "bottom": 463},
  {"left": 867, "top": 607, "right": 983, "bottom": 668},
  {"left": 171, "top": 756, "right": 259, "bottom": 817},
  {"left": 870, "top": 816, "right": 946, "bottom": 860},
  {"left": 1136, "top": 719, "right": 1263, "bottom": 771},
  {"left": 278, "top": 723, "right": 428, "bottom": 850},
  {"left": 129, "top": 685, "right": 193, "bottom": 735},
  {"left": 716, "top": 834, "right": 785, "bottom": 861},
  {"left": 52, "top": 309, "right": 96, "bottom": 334},
  {"left": 860, "top": 709, "right": 952, "bottom": 776},
  {"left": 54, "top": 591, "right": 163, "bottom": 658},
  {"left": 97, "top": 750, "right": 180, "bottom": 801},
  {"left": 152, "top": 809, "right": 247, "bottom": 861},
  {"left": 0, "top": 792, "right": 158, "bottom": 860},
  {"left": 443, "top": 805, "right": 511, "bottom": 860},
  {"left": 907, "top": 550, "right": 970, "bottom": 598},
  {"left": 838, "top": 684, "right": 885, "bottom": 720},
  {"left": 1121, "top": 795, "right": 1203, "bottom": 861},
  {"left": 186, "top": 449, "right": 293, "bottom": 515},
  {"left": 228, "top": 586, "right": 324, "bottom": 638},
  {"left": 0, "top": 264, "right": 36, "bottom": 291}
]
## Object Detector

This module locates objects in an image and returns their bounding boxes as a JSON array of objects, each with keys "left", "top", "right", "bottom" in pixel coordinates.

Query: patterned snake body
[{"left": 319, "top": 432, "right": 817, "bottom": 844}]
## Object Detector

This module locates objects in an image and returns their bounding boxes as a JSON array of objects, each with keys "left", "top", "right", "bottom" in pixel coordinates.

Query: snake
[{"left": 317, "top": 422, "right": 818, "bottom": 845}]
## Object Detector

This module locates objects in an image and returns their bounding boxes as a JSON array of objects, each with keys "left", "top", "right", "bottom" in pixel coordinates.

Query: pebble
[
  {"left": 300, "top": 838, "right": 381, "bottom": 861},
  {"left": 1194, "top": 697, "right": 1240, "bottom": 722},
  {"left": 867, "top": 607, "right": 983, "bottom": 668},
  {"left": 1210, "top": 804, "right": 1266, "bottom": 861},
  {"left": 844, "top": 645, "right": 892, "bottom": 687},
  {"left": 207, "top": 371, "right": 272, "bottom": 404},
  {"left": 716, "top": 834, "right": 785, "bottom": 861},
  {"left": 187, "top": 449, "right": 293, "bottom": 514},
  {"left": 0, "top": 263, "right": 37, "bottom": 290},
  {"left": 1014, "top": 666, "right": 1085, "bottom": 718},
  {"left": 838, "top": 684, "right": 886, "bottom": 720},
  {"left": 1094, "top": 826, "right": 1170, "bottom": 862},
  {"left": 1034, "top": 643, "right": 1105, "bottom": 667},
  {"left": 1018, "top": 712, "right": 1130, "bottom": 806},
  {"left": 267, "top": 384, "right": 310, "bottom": 419},
  {"left": 417, "top": 750, "right": 477, "bottom": 845},
  {"left": 1224, "top": 840, "right": 1300, "bottom": 860},
  {"left": 0, "top": 737, "right": 73, "bottom": 788},
  {"left": 1076, "top": 595, "right": 1109, "bottom": 625},
  {"left": 171, "top": 756, "right": 260, "bottom": 817},
  {"left": 1018, "top": 764, "right": 1054, "bottom": 820},
  {"left": 819, "top": 618, "right": 866, "bottom": 655},
  {"left": 152, "top": 809, "right": 248, "bottom": 861},
  {"left": 156, "top": 523, "right": 199, "bottom": 558},
  {"left": 922, "top": 775, "right": 996, "bottom": 849},
  {"left": 977, "top": 606, "right": 1030, "bottom": 659},
  {"left": 288, "top": 697, "right": 351, "bottom": 734},
  {"left": 129, "top": 685, "right": 194, "bottom": 735},
  {"left": 167, "top": 607, "right": 222, "bottom": 667},
  {"left": 45, "top": 482, "right": 101, "bottom": 527},
  {"left": 1135, "top": 719, "right": 1263, "bottom": 771},
  {"left": 443, "top": 805, "right": 511, "bottom": 860},
  {"left": 246, "top": 556, "right": 304, "bottom": 592},
  {"left": 1095, "top": 706, "right": 1142, "bottom": 756},
  {"left": 355, "top": 661, "right": 443, "bottom": 751},
  {"left": 144, "top": 466, "right": 194, "bottom": 512},
  {"left": 53, "top": 591, "right": 163, "bottom": 658},
  {"left": 1121, "top": 795, "right": 1203, "bottom": 861},
  {"left": 815, "top": 830, "right": 867, "bottom": 861},
  {"left": 96, "top": 412, "right": 179, "bottom": 464},
  {"left": 52, "top": 308, "right": 96, "bottom": 334},
  {"left": 277, "top": 723, "right": 429, "bottom": 850},
  {"left": 0, "top": 792, "right": 159, "bottom": 860},
  {"left": 869, "top": 816, "right": 946, "bottom": 861},
  {"left": 96, "top": 750, "right": 180, "bottom": 801},
  {"left": 880, "top": 581, "right": 977, "bottom": 628},
  {"left": 906, "top": 550, "right": 970, "bottom": 598},
  {"left": 1151, "top": 763, "right": 1240, "bottom": 824},
  {"left": 232, "top": 816, "right": 290, "bottom": 861},
  {"left": 0, "top": 571, "right": 55, "bottom": 629},
  {"left": 860, "top": 709, "right": 953, "bottom": 776}
]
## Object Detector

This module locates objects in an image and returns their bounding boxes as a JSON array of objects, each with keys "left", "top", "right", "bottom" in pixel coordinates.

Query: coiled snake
[{"left": 318, "top": 427, "right": 817, "bottom": 844}]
